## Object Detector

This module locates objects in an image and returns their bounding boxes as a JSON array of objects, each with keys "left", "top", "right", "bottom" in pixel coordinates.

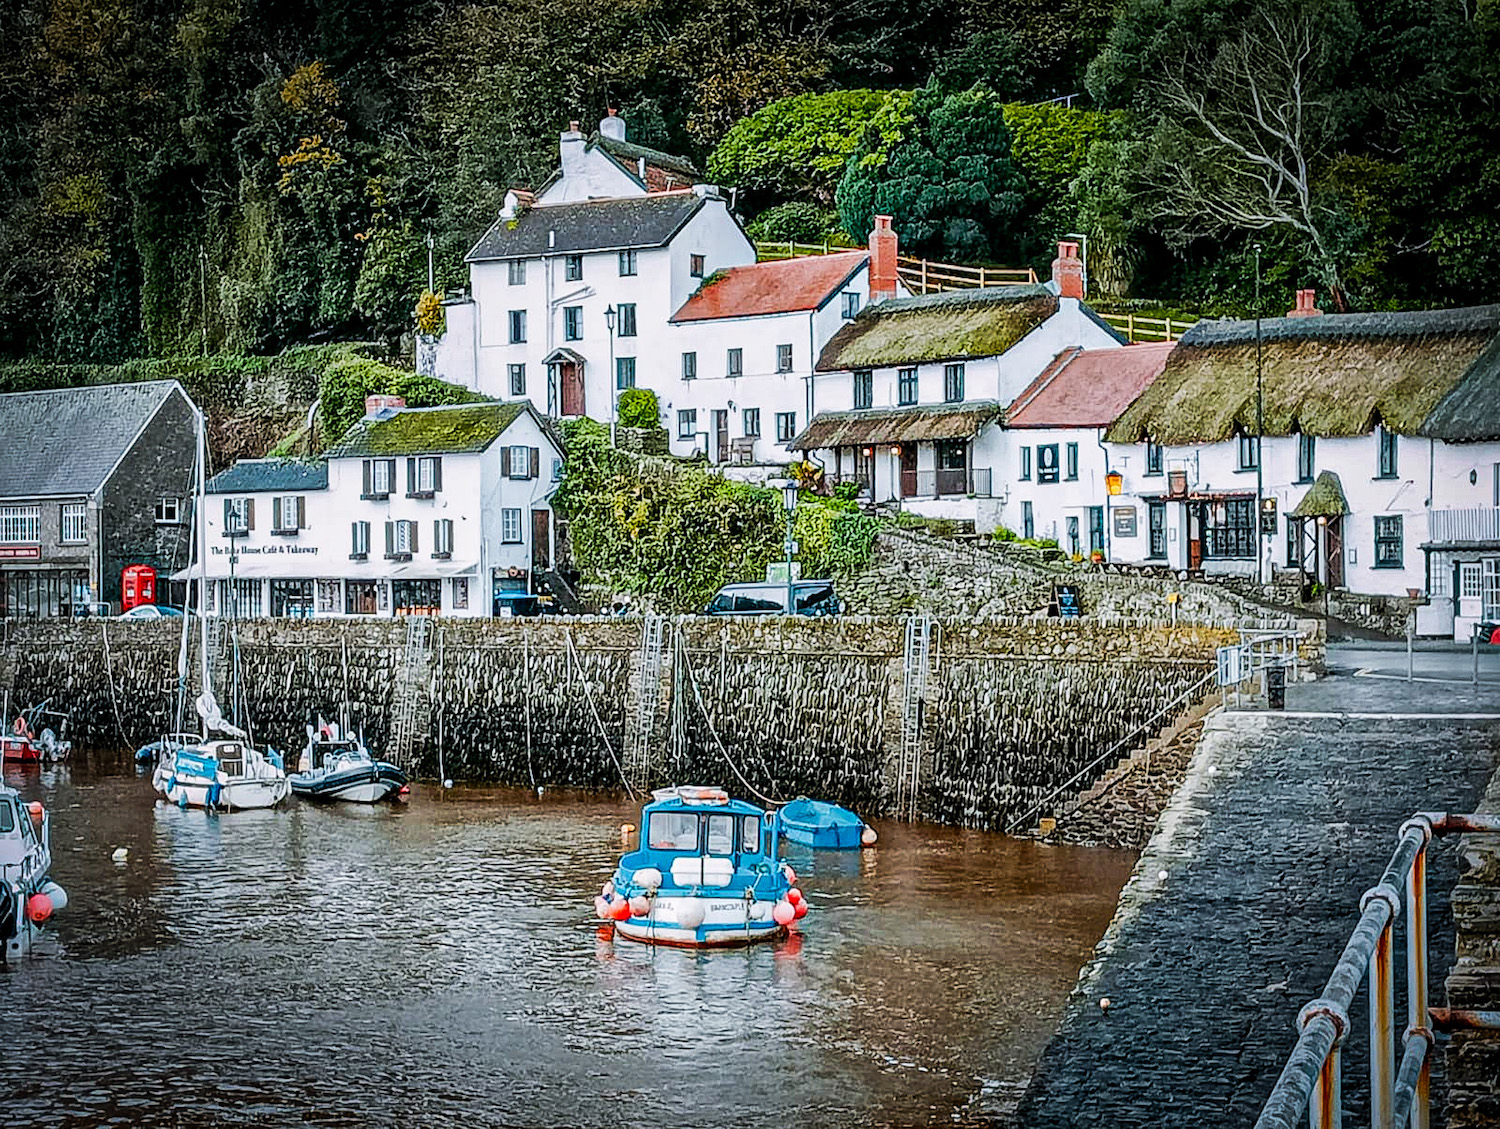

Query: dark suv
[{"left": 703, "top": 581, "right": 841, "bottom": 617}]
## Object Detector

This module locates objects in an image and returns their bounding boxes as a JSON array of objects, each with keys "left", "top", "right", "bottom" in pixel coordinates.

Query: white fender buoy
[
  {"left": 861, "top": 825, "right": 878, "bottom": 846},
  {"left": 677, "top": 901, "right": 706, "bottom": 929},
  {"left": 633, "top": 867, "right": 663, "bottom": 892}
]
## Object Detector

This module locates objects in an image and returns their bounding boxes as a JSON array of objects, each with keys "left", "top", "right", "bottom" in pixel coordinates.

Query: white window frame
[
  {"left": 775, "top": 412, "right": 796, "bottom": 443},
  {"left": 368, "top": 458, "right": 395, "bottom": 496},
  {"left": 416, "top": 456, "right": 440, "bottom": 494},
  {"left": 274, "top": 494, "right": 302, "bottom": 533},
  {"left": 507, "top": 446, "right": 534, "bottom": 479},
  {"left": 776, "top": 343, "right": 793, "bottom": 373},
  {"left": 727, "top": 348, "right": 743, "bottom": 378},
  {"left": 433, "top": 518, "right": 454, "bottom": 558},
  {"left": 0, "top": 504, "right": 40, "bottom": 545},
  {"left": 508, "top": 309, "right": 527, "bottom": 344},
  {"left": 509, "top": 363, "right": 526, "bottom": 396},
  {"left": 507, "top": 259, "right": 526, "bottom": 286},
  {"left": 618, "top": 302, "right": 637, "bottom": 337},
  {"left": 1460, "top": 561, "right": 1482, "bottom": 599},
  {"left": 394, "top": 519, "right": 416, "bottom": 555},
  {"left": 154, "top": 496, "right": 181, "bottom": 524},
  {"left": 501, "top": 508, "right": 523, "bottom": 544},
  {"left": 678, "top": 409, "right": 697, "bottom": 439},
  {"left": 59, "top": 503, "right": 87, "bottom": 545},
  {"left": 351, "top": 521, "right": 370, "bottom": 559}
]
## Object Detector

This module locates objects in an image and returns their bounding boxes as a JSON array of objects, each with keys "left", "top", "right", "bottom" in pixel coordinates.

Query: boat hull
[
  {"left": 779, "top": 799, "right": 866, "bottom": 849},
  {"left": 289, "top": 763, "right": 406, "bottom": 804},
  {"left": 160, "top": 777, "right": 289, "bottom": 811},
  {"left": 611, "top": 894, "right": 786, "bottom": 948}
]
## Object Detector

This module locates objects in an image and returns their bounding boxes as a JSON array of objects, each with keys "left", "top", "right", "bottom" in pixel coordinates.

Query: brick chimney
[
  {"left": 1287, "top": 288, "right": 1322, "bottom": 318},
  {"left": 364, "top": 394, "right": 406, "bottom": 418},
  {"left": 1051, "top": 241, "right": 1085, "bottom": 300},
  {"left": 869, "top": 215, "right": 898, "bottom": 304}
]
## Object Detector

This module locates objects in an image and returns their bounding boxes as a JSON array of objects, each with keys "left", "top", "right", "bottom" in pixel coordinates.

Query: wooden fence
[{"left": 1095, "top": 312, "right": 1197, "bottom": 343}]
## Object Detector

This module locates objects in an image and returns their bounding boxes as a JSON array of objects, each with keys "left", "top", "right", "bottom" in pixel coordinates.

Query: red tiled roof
[
  {"left": 671, "top": 252, "right": 868, "bottom": 322},
  {"left": 1007, "top": 341, "right": 1174, "bottom": 429}
]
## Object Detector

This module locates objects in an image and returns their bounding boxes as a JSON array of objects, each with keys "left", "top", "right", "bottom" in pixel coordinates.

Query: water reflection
[{"left": 1, "top": 760, "right": 1134, "bottom": 1127}]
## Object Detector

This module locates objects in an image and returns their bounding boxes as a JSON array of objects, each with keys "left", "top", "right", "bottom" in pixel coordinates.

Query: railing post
[
  {"left": 1312, "top": 1044, "right": 1342, "bottom": 1129},
  {"left": 1128, "top": 313, "right": 1136, "bottom": 341},
  {"left": 921, "top": 259, "right": 928, "bottom": 293},
  {"left": 1404, "top": 826, "right": 1430, "bottom": 1129},
  {"left": 1370, "top": 914, "right": 1396, "bottom": 1128}
]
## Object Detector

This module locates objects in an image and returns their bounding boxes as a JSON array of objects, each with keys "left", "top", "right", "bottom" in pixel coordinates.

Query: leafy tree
[
  {"left": 707, "top": 89, "right": 892, "bottom": 207},
  {"left": 837, "top": 85, "right": 1029, "bottom": 262},
  {"left": 745, "top": 202, "right": 843, "bottom": 244}
]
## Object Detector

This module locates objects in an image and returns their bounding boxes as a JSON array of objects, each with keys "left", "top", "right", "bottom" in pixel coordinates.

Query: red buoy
[{"left": 26, "top": 892, "right": 53, "bottom": 924}]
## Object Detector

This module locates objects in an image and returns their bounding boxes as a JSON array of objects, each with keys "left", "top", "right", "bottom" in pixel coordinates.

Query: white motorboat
[
  {"left": 1, "top": 783, "right": 68, "bottom": 963},
  {"left": 289, "top": 723, "right": 407, "bottom": 804},
  {"left": 153, "top": 739, "right": 290, "bottom": 811}
]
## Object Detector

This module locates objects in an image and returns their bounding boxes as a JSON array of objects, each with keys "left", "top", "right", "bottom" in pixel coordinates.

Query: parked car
[
  {"left": 703, "top": 581, "right": 841, "bottom": 617},
  {"left": 118, "top": 605, "right": 184, "bottom": 620},
  {"left": 69, "top": 602, "right": 113, "bottom": 619}
]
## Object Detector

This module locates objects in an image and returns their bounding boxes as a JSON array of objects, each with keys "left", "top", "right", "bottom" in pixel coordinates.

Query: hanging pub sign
[{"left": 1260, "top": 497, "right": 1278, "bottom": 534}]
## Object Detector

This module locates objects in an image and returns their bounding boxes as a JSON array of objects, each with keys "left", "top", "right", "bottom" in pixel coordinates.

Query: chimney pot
[
  {"left": 569, "top": 120, "right": 579, "bottom": 132},
  {"left": 1051, "top": 241, "right": 1085, "bottom": 300},
  {"left": 868, "top": 215, "right": 898, "bottom": 304},
  {"left": 1287, "top": 288, "right": 1322, "bottom": 318},
  {"left": 364, "top": 394, "right": 406, "bottom": 418}
]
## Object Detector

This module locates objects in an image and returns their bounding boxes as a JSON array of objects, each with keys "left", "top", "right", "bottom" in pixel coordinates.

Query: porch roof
[
  {"left": 788, "top": 401, "right": 1002, "bottom": 451},
  {"left": 1291, "top": 471, "right": 1350, "bottom": 518}
]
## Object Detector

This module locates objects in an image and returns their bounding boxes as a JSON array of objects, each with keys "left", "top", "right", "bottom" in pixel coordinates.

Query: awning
[
  {"left": 172, "top": 560, "right": 478, "bottom": 581},
  {"left": 788, "top": 401, "right": 1003, "bottom": 451},
  {"left": 1291, "top": 471, "right": 1350, "bottom": 518}
]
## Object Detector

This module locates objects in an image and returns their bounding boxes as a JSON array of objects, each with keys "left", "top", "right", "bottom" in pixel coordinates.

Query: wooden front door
[
  {"left": 560, "top": 362, "right": 585, "bottom": 417},
  {"left": 1324, "top": 516, "right": 1344, "bottom": 588},
  {"left": 531, "top": 510, "right": 551, "bottom": 570},
  {"left": 1188, "top": 503, "right": 1203, "bottom": 571},
  {"left": 899, "top": 444, "right": 917, "bottom": 498},
  {"left": 713, "top": 410, "right": 729, "bottom": 463}
]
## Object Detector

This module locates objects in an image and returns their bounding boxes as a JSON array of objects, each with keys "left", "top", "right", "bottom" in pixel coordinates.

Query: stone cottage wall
[{"left": 1444, "top": 767, "right": 1500, "bottom": 1128}]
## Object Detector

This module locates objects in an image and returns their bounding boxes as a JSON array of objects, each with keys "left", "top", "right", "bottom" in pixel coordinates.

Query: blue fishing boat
[
  {"left": 596, "top": 786, "right": 807, "bottom": 947},
  {"left": 778, "top": 797, "right": 876, "bottom": 850}
]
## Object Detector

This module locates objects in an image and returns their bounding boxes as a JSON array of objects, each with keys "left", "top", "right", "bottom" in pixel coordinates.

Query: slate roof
[
  {"left": 1419, "top": 330, "right": 1500, "bottom": 441},
  {"left": 1008, "top": 342, "right": 1174, "bottom": 429},
  {"left": 467, "top": 193, "right": 706, "bottom": 262},
  {"left": 207, "top": 459, "right": 329, "bottom": 495},
  {"left": 788, "top": 401, "right": 1003, "bottom": 451},
  {"left": 671, "top": 253, "right": 868, "bottom": 322},
  {"left": 815, "top": 286, "right": 1061, "bottom": 372},
  {"left": 0, "top": 380, "right": 184, "bottom": 499},
  {"left": 324, "top": 402, "right": 528, "bottom": 458},
  {"left": 1106, "top": 304, "right": 1500, "bottom": 445}
]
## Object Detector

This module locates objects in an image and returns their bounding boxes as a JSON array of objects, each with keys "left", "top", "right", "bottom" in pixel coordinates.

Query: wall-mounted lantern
[{"left": 1105, "top": 470, "right": 1123, "bottom": 496}]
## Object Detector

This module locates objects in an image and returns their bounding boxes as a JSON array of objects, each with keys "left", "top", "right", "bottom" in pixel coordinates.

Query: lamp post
[
  {"left": 1065, "top": 232, "right": 1090, "bottom": 298},
  {"left": 769, "top": 478, "right": 799, "bottom": 614},
  {"left": 425, "top": 230, "right": 435, "bottom": 294},
  {"left": 603, "top": 304, "right": 618, "bottom": 447},
  {"left": 1254, "top": 243, "right": 1265, "bottom": 584}
]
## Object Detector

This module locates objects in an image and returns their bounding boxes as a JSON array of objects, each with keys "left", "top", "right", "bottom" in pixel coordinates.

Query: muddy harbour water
[{"left": 2, "top": 753, "right": 1134, "bottom": 1128}]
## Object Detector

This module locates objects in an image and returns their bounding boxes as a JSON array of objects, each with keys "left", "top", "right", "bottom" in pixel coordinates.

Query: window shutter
[
  {"left": 224, "top": 498, "right": 233, "bottom": 528},
  {"left": 406, "top": 458, "right": 416, "bottom": 494},
  {"left": 272, "top": 497, "right": 283, "bottom": 531},
  {"left": 409, "top": 521, "right": 418, "bottom": 554},
  {"left": 296, "top": 496, "right": 306, "bottom": 528},
  {"left": 352, "top": 522, "right": 360, "bottom": 555},
  {"left": 362, "top": 459, "right": 372, "bottom": 495},
  {"left": 432, "top": 458, "right": 442, "bottom": 493},
  {"left": 245, "top": 499, "right": 254, "bottom": 529},
  {"left": 384, "top": 521, "right": 394, "bottom": 556},
  {"left": 530, "top": 447, "right": 540, "bottom": 480}
]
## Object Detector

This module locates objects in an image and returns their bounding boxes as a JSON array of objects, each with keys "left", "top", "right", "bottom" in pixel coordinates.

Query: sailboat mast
[{"left": 197, "top": 409, "right": 210, "bottom": 740}]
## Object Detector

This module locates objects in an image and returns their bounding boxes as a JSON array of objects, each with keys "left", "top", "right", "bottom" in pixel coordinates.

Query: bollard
[{"left": 1266, "top": 663, "right": 1286, "bottom": 710}]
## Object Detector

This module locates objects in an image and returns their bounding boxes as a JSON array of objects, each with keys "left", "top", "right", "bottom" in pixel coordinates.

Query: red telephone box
[{"left": 121, "top": 565, "right": 157, "bottom": 611}]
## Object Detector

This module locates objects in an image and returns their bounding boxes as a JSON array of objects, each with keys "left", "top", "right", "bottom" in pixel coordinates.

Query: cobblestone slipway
[{"left": 1014, "top": 674, "right": 1500, "bottom": 1127}]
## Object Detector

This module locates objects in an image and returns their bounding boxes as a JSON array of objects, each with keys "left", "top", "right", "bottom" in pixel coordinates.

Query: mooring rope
[
  {"left": 98, "top": 620, "right": 134, "bottom": 748},
  {"left": 676, "top": 633, "right": 786, "bottom": 808},
  {"left": 564, "top": 629, "right": 637, "bottom": 801}
]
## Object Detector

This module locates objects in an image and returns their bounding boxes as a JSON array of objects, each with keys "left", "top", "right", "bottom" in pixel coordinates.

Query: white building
[
  {"left": 1002, "top": 342, "right": 1173, "bottom": 556},
  {"left": 789, "top": 242, "right": 1125, "bottom": 529},
  {"left": 194, "top": 398, "right": 562, "bottom": 618},
  {"left": 433, "top": 112, "right": 893, "bottom": 467},
  {"left": 1100, "top": 298, "right": 1500, "bottom": 639}
]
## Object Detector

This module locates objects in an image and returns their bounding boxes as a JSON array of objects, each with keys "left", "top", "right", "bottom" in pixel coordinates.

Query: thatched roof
[
  {"left": 1290, "top": 471, "right": 1349, "bottom": 518},
  {"left": 1419, "top": 332, "right": 1500, "bottom": 442},
  {"left": 1106, "top": 305, "right": 1500, "bottom": 445},
  {"left": 788, "top": 401, "right": 1003, "bottom": 450},
  {"left": 815, "top": 286, "right": 1059, "bottom": 372},
  {"left": 326, "top": 402, "right": 528, "bottom": 457}
]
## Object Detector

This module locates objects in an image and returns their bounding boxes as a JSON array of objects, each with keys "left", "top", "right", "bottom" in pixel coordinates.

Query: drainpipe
[{"left": 1096, "top": 429, "right": 1112, "bottom": 559}]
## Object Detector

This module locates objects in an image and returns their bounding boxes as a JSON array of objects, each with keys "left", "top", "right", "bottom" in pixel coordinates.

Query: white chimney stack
[
  {"left": 600, "top": 108, "right": 626, "bottom": 142},
  {"left": 559, "top": 120, "right": 585, "bottom": 180}
]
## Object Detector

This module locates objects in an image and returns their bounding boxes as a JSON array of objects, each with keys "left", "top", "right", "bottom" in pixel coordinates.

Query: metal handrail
[{"left": 1256, "top": 811, "right": 1500, "bottom": 1129}]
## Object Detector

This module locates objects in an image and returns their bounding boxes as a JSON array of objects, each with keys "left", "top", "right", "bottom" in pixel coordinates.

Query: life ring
[
  {"left": 508, "top": 566, "right": 521, "bottom": 578},
  {"left": 676, "top": 786, "right": 729, "bottom": 803},
  {"left": 12, "top": 716, "right": 26, "bottom": 737}
]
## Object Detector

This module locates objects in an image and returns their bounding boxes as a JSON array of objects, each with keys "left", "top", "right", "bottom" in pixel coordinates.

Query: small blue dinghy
[{"left": 778, "top": 798, "right": 875, "bottom": 850}]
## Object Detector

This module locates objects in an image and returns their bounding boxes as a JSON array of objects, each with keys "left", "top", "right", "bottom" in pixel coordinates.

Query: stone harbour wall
[
  {"left": 0, "top": 614, "right": 1311, "bottom": 829},
  {"left": 1444, "top": 765, "right": 1500, "bottom": 1129}
]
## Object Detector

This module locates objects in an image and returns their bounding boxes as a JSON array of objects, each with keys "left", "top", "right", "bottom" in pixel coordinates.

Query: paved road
[
  {"left": 1327, "top": 641, "right": 1500, "bottom": 684},
  {"left": 1014, "top": 674, "right": 1500, "bottom": 1127}
]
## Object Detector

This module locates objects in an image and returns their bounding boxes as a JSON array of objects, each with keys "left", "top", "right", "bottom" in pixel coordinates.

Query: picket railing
[
  {"left": 896, "top": 255, "right": 1037, "bottom": 293},
  {"left": 1097, "top": 311, "right": 1198, "bottom": 343}
]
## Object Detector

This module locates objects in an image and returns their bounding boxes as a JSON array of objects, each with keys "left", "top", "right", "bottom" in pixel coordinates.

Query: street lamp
[
  {"left": 425, "top": 230, "right": 435, "bottom": 294},
  {"left": 1065, "top": 232, "right": 1090, "bottom": 298},
  {"left": 768, "top": 478, "right": 799, "bottom": 614},
  {"left": 604, "top": 304, "right": 618, "bottom": 447},
  {"left": 1254, "top": 243, "right": 1265, "bottom": 584}
]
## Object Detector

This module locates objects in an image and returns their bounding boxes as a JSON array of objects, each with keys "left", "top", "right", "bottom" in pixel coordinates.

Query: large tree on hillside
[{"left": 836, "top": 85, "right": 1029, "bottom": 262}]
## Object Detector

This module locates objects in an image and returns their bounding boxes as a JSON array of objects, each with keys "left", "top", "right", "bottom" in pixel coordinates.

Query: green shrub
[
  {"left": 746, "top": 203, "right": 844, "bottom": 245},
  {"left": 616, "top": 388, "right": 660, "bottom": 429},
  {"left": 318, "top": 356, "right": 488, "bottom": 443}
]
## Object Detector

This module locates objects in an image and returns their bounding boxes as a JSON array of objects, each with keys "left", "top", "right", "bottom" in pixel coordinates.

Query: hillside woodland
[{"left": 0, "top": 0, "right": 1496, "bottom": 363}]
